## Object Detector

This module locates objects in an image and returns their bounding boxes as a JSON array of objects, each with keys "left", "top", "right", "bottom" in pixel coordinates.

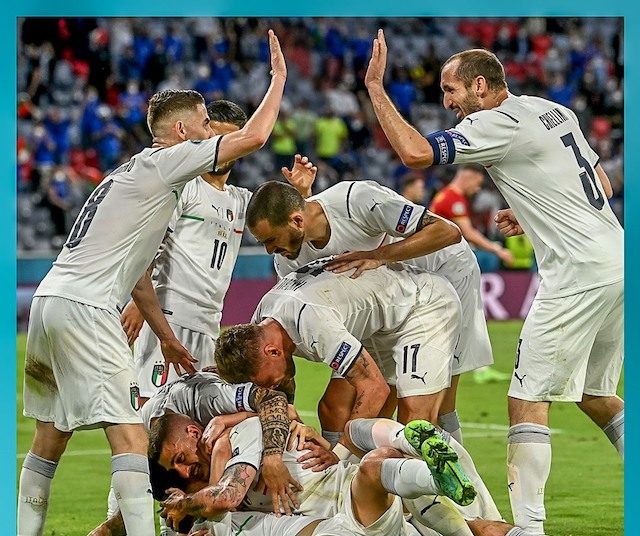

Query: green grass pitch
[{"left": 16, "top": 321, "right": 623, "bottom": 535}]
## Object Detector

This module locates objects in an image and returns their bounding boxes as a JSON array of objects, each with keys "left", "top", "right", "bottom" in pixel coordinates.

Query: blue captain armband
[{"left": 426, "top": 129, "right": 469, "bottom": 165}]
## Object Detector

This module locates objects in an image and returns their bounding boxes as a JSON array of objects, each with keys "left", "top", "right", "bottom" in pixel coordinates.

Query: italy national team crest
[
  {"left": 226, "top": 209, "right": 234, "bottom": 221},
  {"left": 130, "top": 383, "right": 141, "bottom": 411},
  {"left": 151, "top": 361, "right": 168, "bottom": 387}
]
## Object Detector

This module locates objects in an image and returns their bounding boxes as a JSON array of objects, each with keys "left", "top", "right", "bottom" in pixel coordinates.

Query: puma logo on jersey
[
  {"left": 508, "top": 482, "right": 515, "bottom": 492},
  {"left": 514, "top": 372, "right": 526, "bottom": 387},
  {"left": 410, "top": 371, "right": 428, "bottom": 384},
  {"left": 453, "top": 354, "right": 461, "bottom": 364},
  {"left": 465, "top": 117, "right": 477, "bottom": 125},
  {"left": 369, "top": 200, "right": 383, "bottom": 212},
  {"left": 211, "top": 204, "right": 221, "bottom": 214}
]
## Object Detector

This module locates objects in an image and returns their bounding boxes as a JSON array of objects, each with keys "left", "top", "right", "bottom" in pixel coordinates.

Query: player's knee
[{"left": 359, "top": 447, "right": 401, "bottom": 481}]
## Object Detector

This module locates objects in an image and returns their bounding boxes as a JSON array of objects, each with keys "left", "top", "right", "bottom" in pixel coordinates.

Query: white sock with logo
[
  {"left": 18, "top": 452, "right": 58, "bottom": 536},
  {"left": 507, "top": 423, "right": 551, "bottom": 536},
  {"left": 111, "top": 453, "right": 156, "bottom": 536}
]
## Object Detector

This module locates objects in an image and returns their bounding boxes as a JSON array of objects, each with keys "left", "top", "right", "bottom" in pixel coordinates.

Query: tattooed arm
[
  {"left": 325, "top": 210, "right": 461, "bottom": 278},
  {"left": 343, "top": 348, "right": 389, "bottom": 423},
  {"left": 161, "top": 463, "right": 257, "bottom": 529},
  {"left": 249, "top": 385, "right": 303, "bottom": 515}
]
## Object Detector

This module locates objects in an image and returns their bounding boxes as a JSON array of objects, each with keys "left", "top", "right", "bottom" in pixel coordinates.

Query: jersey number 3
[{"left": 561, "top": 133, "right": 605, "bottom": 211}]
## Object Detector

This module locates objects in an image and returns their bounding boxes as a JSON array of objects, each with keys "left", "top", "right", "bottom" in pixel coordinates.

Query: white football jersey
[
  {"left": 426, "top": 93, "right": 623, "bottom": 298},
  {"left": 226, "top": 417, "right": 354, "bottom": 518},
  {"left": 274, "top": 180, "right": 475, "bottom": 284},
  {"left": 153, "top": 179, "right": 251, "bottom": 335},
  {"left": 35, "top": 136, "right": 223, "bottom": 312},
  {"left": 253, "top": 258, "right": 441, "bottom": 377},
  {"left": 140, "top": 371, "right": 255, "bottom": 431}
]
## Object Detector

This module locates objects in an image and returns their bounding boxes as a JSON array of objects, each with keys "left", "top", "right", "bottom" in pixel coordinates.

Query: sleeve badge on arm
[
  {"left": 395, "top": 204, "right": 414, "bottom": 233},
  {"left": 330, "top": 342, "right": 352, "bottom": 370}
]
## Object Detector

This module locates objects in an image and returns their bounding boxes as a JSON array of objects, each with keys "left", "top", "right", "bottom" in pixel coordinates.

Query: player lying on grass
[
  {"left": 156, "top": 414, "right": 478, "bottom": 535},
  {"left": 158, "top": 415, "right": 530, "bottom": 536},
  {"left": 86, "top": 370, "right": 311, "bottom": 536}
]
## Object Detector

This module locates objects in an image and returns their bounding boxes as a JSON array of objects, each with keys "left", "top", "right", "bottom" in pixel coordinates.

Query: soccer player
[
  {"left": 156, "top": 414, "right": 476, "bottom": 535},
  {"left": 18, "top": 29, "right": 288, "bottom": 536},
  {"left": 155, "top": 415, "right": 528, "bottom": 536},
  {"left": 119, "top": 100, "right": 250, "bottom": 400},
  {"left": 246, "top": 176, "right": 492, "bottom": 447},
  {"left": 363, "top": 29, "right": 624, "bottom": 535},
  {"left": 214, "top": 259, "right": 503, "bottom": 522},
  {"left": 215, "top": 258, "right": 461, "bottom": 432},
  {"left": 430, "top": 164, "right": 514, "bottom": 269}
]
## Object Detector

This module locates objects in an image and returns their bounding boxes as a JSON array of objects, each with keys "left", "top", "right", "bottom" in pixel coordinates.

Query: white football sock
[
  {"left": 380, "top": 458, "right": 440, "bottom": 498},
  {"left": 111, "top": 453, "right": 156, "bottom": 536},
  {"left": 603, "top": 410, "right": 624, "bottom": 459},
  {"left": 445, "top": 432, "right": 503, "bottom": 521},
  {"left": 17, "top": 452, "right": 58, "bottom": 536},
  {"left": 439, "top": 410, "right": 464, "bottom": 445},
  {"left": 107, "top": 486, "right": 119, "bottom": 518},
  {"left": 507, "top": 423, "right": 551, "bottom": 536},
  {"left": 348, "top": 418, "right": 419, "bottom": 456},
  {"left": 404, "top": 495, "right": 473, "bottom": 536}
]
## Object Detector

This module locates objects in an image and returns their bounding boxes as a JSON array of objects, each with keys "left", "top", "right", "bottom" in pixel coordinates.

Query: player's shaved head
[
  {"left": 442, "top": 49, "right": 507, "bottom": 92},
  {"left": 147, "top": 89, "right": 205, "bottom": 137},
  {"left": 247, "top": 181, "right": 305, "bottom": 229},
  {"left": 215, "top": 324, "right": 264, "bottom": 384},
  {"left": 207, "top": 100, "right": 247, "bottom": 128}
]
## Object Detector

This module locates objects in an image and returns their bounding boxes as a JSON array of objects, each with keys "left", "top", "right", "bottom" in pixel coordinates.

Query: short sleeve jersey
[
  {"left": 430, "top": 186, "right": 470, "bottom": 220},
  {"left": 153, "top": 179, "right": 251, "bottom": 335},
  {"left": 228, "top": 417, "right": 349, "bottom": 518},
  {"left": 425, "top": 94, "right": 623, "bottom": 298},
  {"left": 140, "top": 371, "right": 255, "bottom": 430},
  {"left": 274, "top": 180, "right": 474, "bottom": 283},
  {"left": 35, "top": 136, "right": 224, "bottom": 312},
  {"left": 253, "top": 258, "right": 432, "bottom": 376}
]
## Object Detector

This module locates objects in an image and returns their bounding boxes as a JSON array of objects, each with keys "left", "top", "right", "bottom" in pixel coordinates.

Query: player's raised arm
[
  {"left": 216, "top": 29, "right": 287, "bottom": 167},
  {"left": 281, "top": 154, "right": 318, "bottom": 198},
  {"left": 365, "top": 29, "right": 434, "bottom": 168}
]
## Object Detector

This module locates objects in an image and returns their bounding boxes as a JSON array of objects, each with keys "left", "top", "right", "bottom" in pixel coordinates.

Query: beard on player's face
[
  {"left": 457, "top": 89, "right": 483, "bottom": 118},
  {"left": 274, "top": 226, "right": 305, "bottom": 259}
]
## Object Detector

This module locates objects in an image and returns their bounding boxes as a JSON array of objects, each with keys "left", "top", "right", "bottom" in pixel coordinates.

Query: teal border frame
[{"left": 6, "top": 3, "right": 634, "bottom": 535}]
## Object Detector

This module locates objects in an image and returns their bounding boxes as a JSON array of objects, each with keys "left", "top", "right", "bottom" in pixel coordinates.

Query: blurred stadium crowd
[{"left": 17, "top": 17, "right": 623, "bottom": 254}]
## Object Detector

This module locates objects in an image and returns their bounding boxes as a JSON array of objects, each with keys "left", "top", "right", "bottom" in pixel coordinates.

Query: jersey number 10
[{"left": 211, "top": 238, "right": 228, "bottom": 270}]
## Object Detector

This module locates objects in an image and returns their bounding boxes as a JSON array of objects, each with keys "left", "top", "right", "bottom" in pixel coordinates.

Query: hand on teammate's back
[
  {"left": 160, "top": 338, "right": 198, "bottom": 375},
  {"left": 281, "top": 154, "right": 318, "bottom": 198},
  {"left": 365, "top": 29, "right": 388, "bottom": 89},
  {"left": 255, "top": 455, "right": 303, "bottom": 516},
  {"left": 297, "top": 442, "right": 340, "bottom": 472},
  {"left": 268, "top": 29, "right": 287, "bottom": 79},
  {"left": 325, "top": 250, "right": 385, "bottom": 278}
]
